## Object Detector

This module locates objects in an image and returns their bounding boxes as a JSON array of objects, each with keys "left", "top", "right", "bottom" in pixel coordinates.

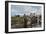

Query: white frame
[{"left": 8, "top": 2, "right": 44, "bottom": 32}]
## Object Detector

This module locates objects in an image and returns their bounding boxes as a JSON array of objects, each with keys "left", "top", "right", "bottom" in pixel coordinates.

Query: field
[
  {"left": 11, "top": 16, "right": 25, "bottom": 28},
  {"left": 11, "top": 14, "right": 41, "bottom": 28}
]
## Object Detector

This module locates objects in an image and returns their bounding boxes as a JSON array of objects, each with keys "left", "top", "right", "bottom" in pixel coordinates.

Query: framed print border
[{"left": 5, "top": 1, "right": 45, "bottom": 33}]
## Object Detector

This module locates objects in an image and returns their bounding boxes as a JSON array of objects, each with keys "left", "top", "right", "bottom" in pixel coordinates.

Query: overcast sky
[{"left": 11, "top": 5, "right": 42, "bottom": 16}]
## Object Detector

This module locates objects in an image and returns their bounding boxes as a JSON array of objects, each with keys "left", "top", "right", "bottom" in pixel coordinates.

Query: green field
[{"left": 11, "top": 15, "right": 41, "bottom": 28}]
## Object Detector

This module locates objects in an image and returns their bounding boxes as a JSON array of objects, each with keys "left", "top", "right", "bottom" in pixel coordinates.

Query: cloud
[{"left": 11, "top": 5, "right": 41, "bottom": 16}]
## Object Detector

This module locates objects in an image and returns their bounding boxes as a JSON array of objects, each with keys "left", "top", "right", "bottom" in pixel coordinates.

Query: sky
[{"left": 11, "top": 5, "right": 42, "bottom": 16}]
